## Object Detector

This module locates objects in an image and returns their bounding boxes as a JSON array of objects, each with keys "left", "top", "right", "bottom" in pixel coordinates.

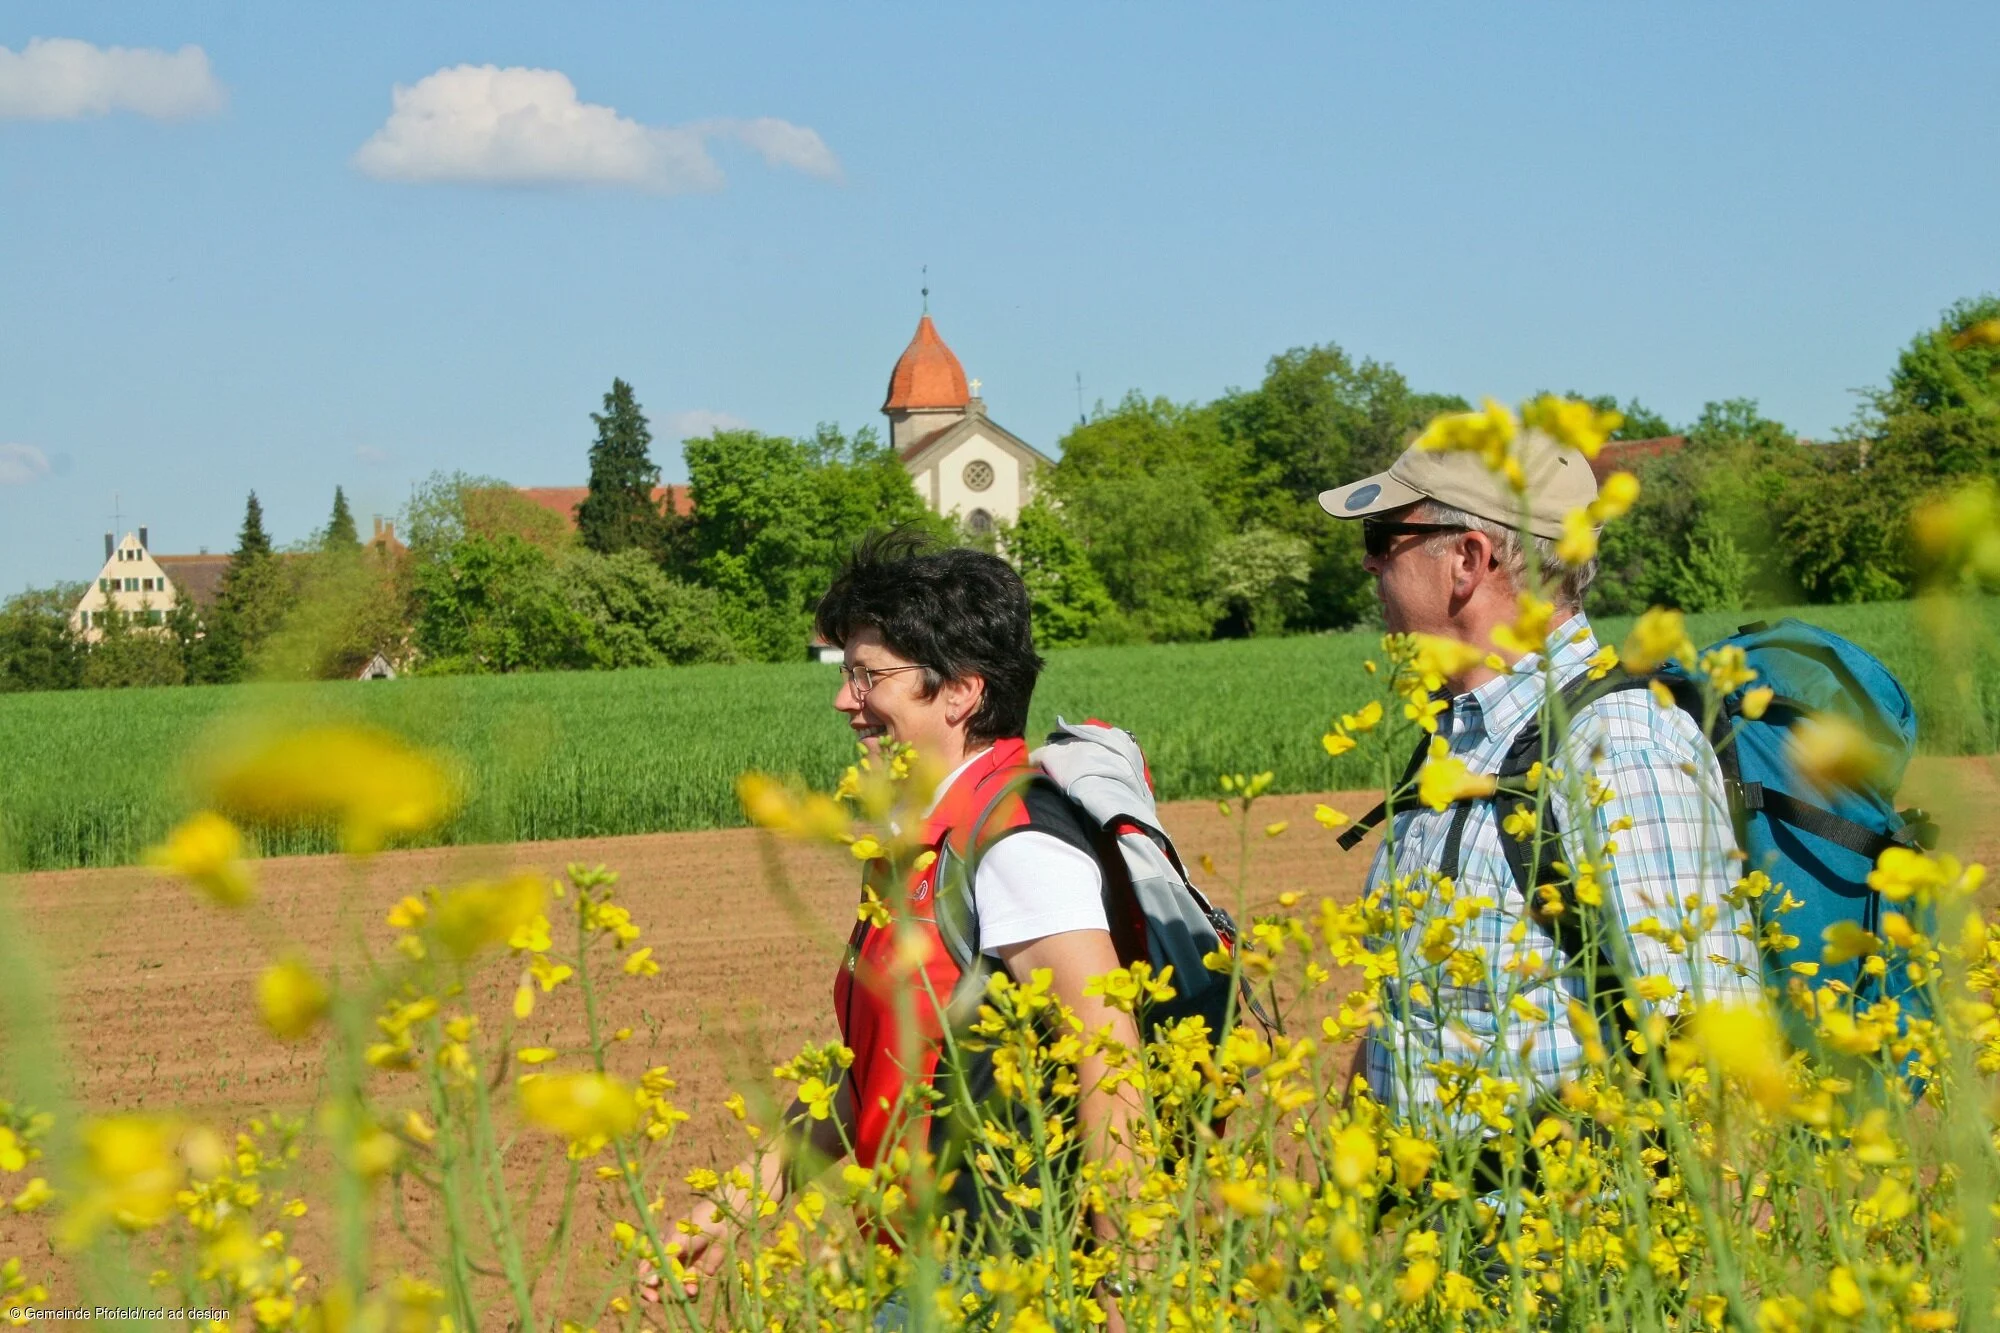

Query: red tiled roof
[
  {"left": 883, "top": 315, "right": 970, "bottom": 411},
  {"left": 517, "top": 485, "right": 694, "bottom": 527},
  {"left": 1590, "top": 435, "right": 1686, "bottom": 483},
  {"left": 154, "top": 554, "right": 232, "bottom": 611}
]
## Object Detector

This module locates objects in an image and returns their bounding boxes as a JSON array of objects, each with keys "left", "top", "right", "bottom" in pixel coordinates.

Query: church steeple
[{"left": 883, "top": 313, "right": 970, "bottom": 453}]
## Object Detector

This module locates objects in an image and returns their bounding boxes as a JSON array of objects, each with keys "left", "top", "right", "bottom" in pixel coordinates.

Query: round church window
[{"left": 963, "top": 459, "right": 995, "bottom": 492}]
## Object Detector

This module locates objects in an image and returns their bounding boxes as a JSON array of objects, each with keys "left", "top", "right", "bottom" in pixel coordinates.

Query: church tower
[
  {"left": 882, "top": 314, "right": 971, "bottom": 454},
  {"left": 882, "top": 309, "right": 1053, "bottom": 531}
]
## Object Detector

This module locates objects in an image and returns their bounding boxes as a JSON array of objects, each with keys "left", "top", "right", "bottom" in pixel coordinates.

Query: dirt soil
[{"left": 4, "top": 756, "right": 1996, "bottom": 1302}]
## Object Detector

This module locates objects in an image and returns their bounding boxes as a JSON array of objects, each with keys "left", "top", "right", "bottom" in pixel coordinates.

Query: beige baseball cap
[{"left": 1317, "top": 428, "right": 1600, "bottom": 540}]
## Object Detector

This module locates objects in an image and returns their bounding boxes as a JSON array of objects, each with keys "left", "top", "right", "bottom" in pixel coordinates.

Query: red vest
[{"left": 833, "top": 738, "right": 1036, "bottom": 1172}]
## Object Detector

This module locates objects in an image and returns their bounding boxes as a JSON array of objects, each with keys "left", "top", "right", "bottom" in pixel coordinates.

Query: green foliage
[
  {"left": 324, "top": 486, "right": 360, "bottom": 551},
  {"left": 1212, "top": 526, "right": 1311, "bottom": 637},
  {"left": 999, "top": 498, "right": 1115, "bottom": 648},
  {"left": 81, "top": 597, "right": 186, "bottom": 689},
  {"left": 254, "top": 546, "right": 410, "bottom": 681},
  {"left": 1046, "top": 348, "right": 1463, "bottom": 641},
  {"left": 6, "top": 597, "right": 1995, "bottom": 871},
  {"left": 411, "top": 536, "right": 745, "bottom": 676},
  {"left": 575, "top": 378, "right": 667, "bottom": 558},
  {"left": 683, "top": 424, "right": 939, "bottom": 660},
  {"left": 0, "top": 584, "right": 86, "bottom": 693},
  {"left": 413, "top": 535, "right": 596, "bottom": 674},
  {"left": 557, "top": 548, "right": 745, "bottom": 668},
  {"left": 191, "top": 492, "right": 290, "bottom": 684},
  {"left": 1882, "top": 293, "right": 2000, "bottom": 417},
  {"left": 1591, "top": 399, "right": 1805, "bottom": 615}
]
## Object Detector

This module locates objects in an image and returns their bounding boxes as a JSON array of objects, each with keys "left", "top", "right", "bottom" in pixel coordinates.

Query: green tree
[
  {"left": 0, "top": 585, "right": 86, "bottom": 693},
  {"left": 193, "top": 492, "right": 290, "bottom": 683},
  {"left": 684, "top": 424, "right": 940, "bottom": 660},
  {"left": 576, "top": 379, "right": 666, "bottom": 557},
  {"left": 998, "top": 500, "right": 1115, "bottom": 648},
  {"left": 1881, "top": 294, "right": 2000, "bottom": 418},
  {"left": 557, "top": 549, "right": 745, "bottom": 667},
  {"left": 412, "top": 535, "right": 595, "bottom": 674},
  {"left": 324, "top": 486, "right": 360, "bottom": 550},
  {"left": 1214, "top": 345, "right": 1466, "bottom": 631},
  {"left": 1213, "top": 527, "right": 1312, "bottom": 637},
  {"left": 82, "top": 596, "right": 186, "bottom": 688}
]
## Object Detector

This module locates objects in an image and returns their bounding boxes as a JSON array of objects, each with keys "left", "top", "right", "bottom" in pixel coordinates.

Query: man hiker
[{"left": 1317, "top": 430, "right": 1762, "bottom": 1132}]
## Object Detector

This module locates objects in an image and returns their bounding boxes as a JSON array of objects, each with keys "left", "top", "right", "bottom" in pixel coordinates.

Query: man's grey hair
[{"left": 1411, "top": 500, "right": 1598, "bottom": 612}]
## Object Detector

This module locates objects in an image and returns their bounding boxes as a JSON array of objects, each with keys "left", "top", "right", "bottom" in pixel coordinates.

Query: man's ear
[
  {"left": 1451, "top": 531, "right": 1500, "bottom": 601},
  {"left": 942, "top": 673, "right": 987, "bottom": 729}
]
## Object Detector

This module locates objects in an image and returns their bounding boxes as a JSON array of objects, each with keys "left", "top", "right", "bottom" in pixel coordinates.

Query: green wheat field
[{"left": 5, "top": 601, "right": 1997, "bottom": 871}]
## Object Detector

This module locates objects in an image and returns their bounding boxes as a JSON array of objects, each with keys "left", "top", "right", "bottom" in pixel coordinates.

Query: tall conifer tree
[
  {"left": 326, "top": 486, "right": 360, "bottom": 549},
  {"left": 576, "top": 379, "right": 664, "bottom": 556}
]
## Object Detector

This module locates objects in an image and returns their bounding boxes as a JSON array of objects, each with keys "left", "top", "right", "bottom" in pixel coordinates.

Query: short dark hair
[{"left": 814, "top": 528, "right": 1043, "bottom": 745}]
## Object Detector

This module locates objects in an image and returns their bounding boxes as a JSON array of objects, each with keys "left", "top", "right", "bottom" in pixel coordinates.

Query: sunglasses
[{"left": 1362, "top": 520, "right": 1471, "bottom": 559}]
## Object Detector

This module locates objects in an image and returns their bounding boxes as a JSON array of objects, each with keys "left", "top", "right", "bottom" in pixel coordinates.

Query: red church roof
[
  {"left": 517, "top": 485, "right": 694, "bottom": 527},
  {"left": 883, "top": 315, "right": 970, "bottom": 411}
]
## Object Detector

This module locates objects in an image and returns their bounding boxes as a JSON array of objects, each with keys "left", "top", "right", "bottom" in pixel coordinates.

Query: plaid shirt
[{"left": 1361, "top": 614, "right": 1762, "bottom": 1129}]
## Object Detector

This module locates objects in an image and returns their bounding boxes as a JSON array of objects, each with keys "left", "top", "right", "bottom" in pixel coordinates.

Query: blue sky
[{"left": 2, "top": 3, "right": 1995, "bottom": 589}]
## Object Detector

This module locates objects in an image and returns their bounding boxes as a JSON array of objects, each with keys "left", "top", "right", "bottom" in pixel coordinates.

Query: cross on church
[{"left": 969, "top": 378, "right": 982, "bottom": 397}]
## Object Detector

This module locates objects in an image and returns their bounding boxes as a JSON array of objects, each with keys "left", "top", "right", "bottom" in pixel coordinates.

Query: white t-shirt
[{"left": 928, "top": 749, "right": 1109, "bottom": 958}]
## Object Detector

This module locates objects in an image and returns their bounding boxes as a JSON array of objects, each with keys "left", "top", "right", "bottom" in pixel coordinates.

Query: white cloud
[
  {"left": 355, "top": 444, "right": 391, "bottom": 465},
  {"left": 710, "top": 116, "right": 842, "bottom": 181},
  {"left": 663, "top": 409, "right": 750, "bottom": 441},
  {"left": 0, "top": 37, "right": 225, "bottom": 121},
  {"left": 0, "top": 444, "right": 51, "bottom": 486},
  {"left": 353, "top": 65, "right": 838, "bottom": 192}
]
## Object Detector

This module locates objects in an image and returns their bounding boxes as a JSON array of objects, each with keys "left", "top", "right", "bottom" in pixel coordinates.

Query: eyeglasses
[
  {"left": 838, "top": 663, "right": 926, "bottom": 697},
  {"left": 1362, "top": 520, "right": 1471, "bottom": 560}
]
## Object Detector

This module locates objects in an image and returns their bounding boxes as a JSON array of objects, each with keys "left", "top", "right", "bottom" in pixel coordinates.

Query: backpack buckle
[{"left": 1895, "top": 808, "right": 1940, "bottom": 851}]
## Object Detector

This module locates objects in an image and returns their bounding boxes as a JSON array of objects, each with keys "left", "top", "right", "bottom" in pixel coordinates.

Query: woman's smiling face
[{"left": 832, "top": 626, "right": 985, "bottom": 770}]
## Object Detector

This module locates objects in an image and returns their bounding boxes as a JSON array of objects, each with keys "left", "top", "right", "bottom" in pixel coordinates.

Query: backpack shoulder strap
[{"left": 1335, "top": 719, "right": 1434, "bottom": 851}]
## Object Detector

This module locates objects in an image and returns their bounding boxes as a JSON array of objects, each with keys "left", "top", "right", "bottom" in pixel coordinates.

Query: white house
[
  {"left": 71, "top": 529, "right": 192, "bottom": 641},
  {"left": 883, "top": 314, "right": 1053, "bottom": 532}
]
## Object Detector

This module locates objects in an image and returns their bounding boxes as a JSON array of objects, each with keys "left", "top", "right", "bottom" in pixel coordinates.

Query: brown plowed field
[{"left": 5, "top": 758, "right": 1997, "bottom": 1300}]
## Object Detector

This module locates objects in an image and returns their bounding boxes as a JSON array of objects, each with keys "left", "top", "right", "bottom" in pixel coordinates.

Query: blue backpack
[
  {"left": 1661, "top": 619, "right": 1936, "bottom": 1032},
  {"left": 1341, "top": 618, "right": 1937, "bottom": 1052}
]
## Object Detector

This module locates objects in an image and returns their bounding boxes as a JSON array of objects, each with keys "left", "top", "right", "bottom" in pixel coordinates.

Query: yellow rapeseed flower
[
  {"left": 1741, "top": 686, "right": 1775, "bottom": 720},
  {"left": 1490, "top": 593, "right": 1555, "bottom": 657},
  {"left": 202, "top": 725, "right": 457, "bottom": 855},
  {"left": 1340, "top": 700, "right": 1384, "bottom": 733},
  {"left": 1950, "top": 318, "right": 2000, "bottom": 350},
  {"left": 1622, "top": 607, "right": 1694, "bottom": 673},
  {"left": 518, "top": 1072, "right": 638, "bottom": 1144},
  {"left": 1556, "top": 508, "right": 1598, "bottom": 566},
  {"left": 56, "top": 1116, "right": 188, "bottom": 1248},
  {"left": 1687, "top": 1002, "right": 1789, "bottom": 1112},
  {"left": 1313, "top": 803, "right": 1350, "bottom": 830},
  {"left": 146, "top": 811, "right": 254, "bottom": 908},
  {"left": 257, "top": 958, "right": 329, "bottom": 1041},
  {"left": 1415, "top": 398, "right": 1519, "bottom": 474},
  {"left": 1416, "top": 745, "right": 1496, "bottom": 813},
  {"left": 1521, "top": 395, "right": 1623, "bottom": 459},
  {"left": 1329, "top": 1123, "right": 1378, "bottom": 1192},
  {"left": 1592, "top": 470, "right": 1641, "bottom": 520},
  {"left": 1787, "top": 713, "right": 1882, "bottom": 794},
  {"left": 432, "top": 874, "right": 548, "bottom": 961},
  {"left": 622, "top": 946, "right": 660, "bottom": 977}
]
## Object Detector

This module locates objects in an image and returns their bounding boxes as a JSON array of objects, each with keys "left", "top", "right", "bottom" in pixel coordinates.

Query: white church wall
[{"left": 930, "top": 430, "right": 1025, "bottom": 530}]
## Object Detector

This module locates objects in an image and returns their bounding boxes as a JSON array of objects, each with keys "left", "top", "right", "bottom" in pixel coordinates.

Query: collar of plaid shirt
[{"left": 1436, "top": 612, "right": 1596, "bottom": 755}]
